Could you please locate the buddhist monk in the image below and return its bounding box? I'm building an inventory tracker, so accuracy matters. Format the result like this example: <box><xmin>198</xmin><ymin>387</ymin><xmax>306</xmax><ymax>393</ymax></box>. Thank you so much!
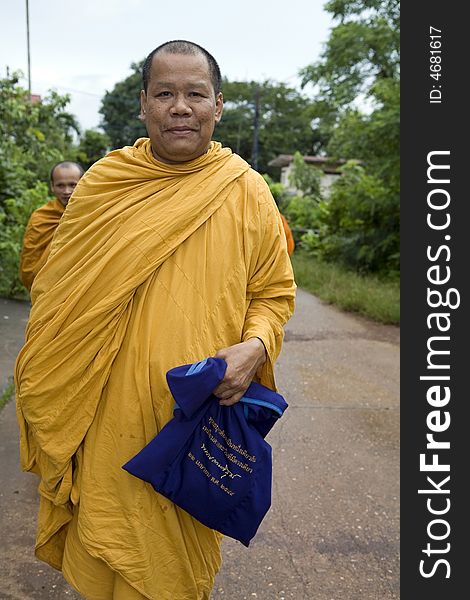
<box><xmin>15</xmin><ymin>40</ymin><xmax>296</xmax><ymax>600</ymax></box>
<box><xmin>19</xmin><ymin>161</ymin><xmax>84</xmax><ymax>291</ymax></box>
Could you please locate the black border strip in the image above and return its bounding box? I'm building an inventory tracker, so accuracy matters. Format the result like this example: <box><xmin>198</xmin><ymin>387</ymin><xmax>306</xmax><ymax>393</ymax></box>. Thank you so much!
<box><xmin>401</xmin><ymin>1</ymin><xmax>467</xmax><ymax>597</ymax></box>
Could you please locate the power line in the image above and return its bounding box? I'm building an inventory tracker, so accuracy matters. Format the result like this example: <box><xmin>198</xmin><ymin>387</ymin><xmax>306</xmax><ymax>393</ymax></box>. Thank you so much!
<box><xmin>15</xmin><ymin>73</ymin><xmax>103</xmax><ymax>98</ymax></box>
<box><xmin>43</xmin><ymin>84</ymin><xmax>103</xmax><ymax>98</ymax></box>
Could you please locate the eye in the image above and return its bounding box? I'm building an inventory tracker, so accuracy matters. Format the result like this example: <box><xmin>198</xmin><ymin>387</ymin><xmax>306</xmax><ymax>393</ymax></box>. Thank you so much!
<box><xmin>156</xmin><ymin>91</ymin><xmax>172</xmax><ymax>97</ymax></box>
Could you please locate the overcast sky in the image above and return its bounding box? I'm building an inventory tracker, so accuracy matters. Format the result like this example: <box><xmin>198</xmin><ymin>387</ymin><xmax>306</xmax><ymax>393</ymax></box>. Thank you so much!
<box><xmin>1</xmin><ymin>0</ymin><xmax>333</xmax><ymax>131</ymax></box>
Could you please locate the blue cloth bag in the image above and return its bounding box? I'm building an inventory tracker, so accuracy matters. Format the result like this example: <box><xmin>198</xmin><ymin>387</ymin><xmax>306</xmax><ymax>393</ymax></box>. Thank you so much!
<box><xmin>122</xmin><ymin>357</ymin><xmax>288</xmax><ymax>546</ymax></box>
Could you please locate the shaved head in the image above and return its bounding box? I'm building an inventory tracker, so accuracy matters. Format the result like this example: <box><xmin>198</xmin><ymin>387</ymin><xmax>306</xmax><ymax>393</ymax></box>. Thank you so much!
<box><xmin>50</xmin><ymin>161</ymin><xmax>84</xmax><ymax>184</ymax></box>
<box><xmin>142</xmin><ymin>40</ymin><xmax>222</xmax><ymax>96</ymax></box>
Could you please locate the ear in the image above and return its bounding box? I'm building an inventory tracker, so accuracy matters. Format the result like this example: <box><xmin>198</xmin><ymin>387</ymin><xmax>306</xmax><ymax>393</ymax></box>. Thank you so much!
<box><xmin>140</xmin><ymin>89</ymin><xmax>147</xmax><ymax>121</ymax></box>
<box><xmin>214</xmin><ymin>92</ymin><xmax>223</xmax><ymax>124</ymax></box>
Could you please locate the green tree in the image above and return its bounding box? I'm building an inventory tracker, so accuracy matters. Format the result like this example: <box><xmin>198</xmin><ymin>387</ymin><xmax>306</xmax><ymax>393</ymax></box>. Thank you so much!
<box><xmin>215</xmin><ymin>79</ymin><xmax>320</xmax><ymax>174</ymax></box>
<box><xmin>76</xmin><ymin>129</ymin><xmax>111</xmax><ymax>169</ymax></box>
<box><xmin>100</xmin><ymin>62</ymin><xmax>146</xmax><ymax>149</ymax></box>
<box><xmin>326</xmin><ymin>78</ymin><xmax>399</xmax><ymax>194</ymax></box>
<box><xmin>0</xmin><ymin>73</ymin><xmax>79</xmax><ymax>296</ymax></box>
<box><xmin>301</xmin><ymin>0</ymin><xmax>399</xmax><ymax>110</ymax></box>
<box><xmin>300</xmin><ymin>0</ymin><xmax>400</xmax><ymax>274</ymax></box>
<box><xmin>0</xmin><ymin>73</ymin><xmax>80</xmax><ymax>196</ymax></box>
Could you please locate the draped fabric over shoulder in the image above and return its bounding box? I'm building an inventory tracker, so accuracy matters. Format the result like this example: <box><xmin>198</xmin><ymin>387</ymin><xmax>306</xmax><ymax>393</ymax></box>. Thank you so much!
<box><xmin>19</xmin><ymin>198</ymin><xmax>65</xmax><ymax>291</ymax></box>
<box><xmin>15</xmin><ymin>138</ymin><xmax>296</xmax><ymax>600</ymax></box>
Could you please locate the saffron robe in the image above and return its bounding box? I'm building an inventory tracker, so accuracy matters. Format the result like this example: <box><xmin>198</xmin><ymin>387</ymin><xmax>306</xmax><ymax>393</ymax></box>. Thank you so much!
<box><xmin>15</xmin><ymin>139</ymin><xmax>296</xmax><ymax>600</ymax></box>
<box><xmin>19</xmin><ymin>198</ymin><xmax>65</xmax><ymax>291</ymax></box>
<box><xmin>280</xmin><ymin>214</ymin><xmax>295</xmax><ymax>256</ymax></box>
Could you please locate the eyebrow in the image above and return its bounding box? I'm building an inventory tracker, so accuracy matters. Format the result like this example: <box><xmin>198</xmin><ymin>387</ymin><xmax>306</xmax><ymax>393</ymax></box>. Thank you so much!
<box><xmin>153</xmin><ymin>80</ymin><xmax>211</xmax><ymax>88</ymax></box>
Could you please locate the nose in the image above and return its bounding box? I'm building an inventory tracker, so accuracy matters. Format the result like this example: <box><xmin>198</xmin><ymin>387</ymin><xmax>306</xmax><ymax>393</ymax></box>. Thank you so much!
<box><xmin>170</xmin><ymin>93</ymin><xmax>192</xmax><ymax>116</ymax></box>
<box><xmin>64</xmin><ymin>185</ymin><xmax>75</xmax><ymax>194</ymax></box>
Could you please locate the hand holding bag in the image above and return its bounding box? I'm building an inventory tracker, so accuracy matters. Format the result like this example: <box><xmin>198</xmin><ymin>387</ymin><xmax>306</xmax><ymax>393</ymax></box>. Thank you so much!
<box><xmin>122</xmin><ymin>357</ymin><xmax>288</xmax><ymax>546</ymax></box>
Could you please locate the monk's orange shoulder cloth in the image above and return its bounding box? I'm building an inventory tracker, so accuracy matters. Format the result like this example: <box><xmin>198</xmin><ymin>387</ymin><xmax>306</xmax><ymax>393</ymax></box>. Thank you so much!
<box><xmin>280</xmin><ymin>213</ymin><xmax>295</xmax><ymax>256</ymax></box>
<box><xmin>19</xmin><ymin>198</ymin><xmax>65</xmax><ymax>291</ymax></box>
<box><xmin>16</xmin><ymin>138</ymin><xmax>254</xmax><ymax>473</ymax></box>
<box><xmin>15</xmin><ymin>138</ymin><xmax>296</xmax><ymax>599</ymax></box>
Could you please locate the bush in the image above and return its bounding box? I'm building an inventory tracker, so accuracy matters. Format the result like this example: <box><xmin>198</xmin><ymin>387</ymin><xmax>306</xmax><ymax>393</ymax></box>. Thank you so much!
<box><xmin>310</xmin><ymin>162</ymin><xmax>399</xmax><ymax>275</ymax></box>
<box><xmin>0</xmin><ymin>182</ymin><xmax>50</xmax><ymax>296</ymax></box>
<box><xmin>0</xmin><ymin>73</ymin><xmax>87</xmax><ymax>297</ymax></box>
<box><xmin>265</xmin><ymin>153</ymin><xmax>399</xmax><ymax>276</ymax></box>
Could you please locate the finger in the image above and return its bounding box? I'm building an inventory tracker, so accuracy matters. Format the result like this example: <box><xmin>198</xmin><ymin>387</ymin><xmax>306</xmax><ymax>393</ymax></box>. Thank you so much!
<box><xmin>213</xmin><ymin>377</ymin><xmax>246</xmax><ymax>398</ymax></box>
<box><xmin>212</xmin><ymin>383</ymin><xmax>232</xmax><ymax>398</ymax></box>
<box><xmin>214</xmin><ymin>386</ymin><xmax>242</xmax><ymax>400</ymax></box>
<box><xmin>219</xmin><ymin>390</ymin><xmax>244</xmax><ymax>406</ymax></box>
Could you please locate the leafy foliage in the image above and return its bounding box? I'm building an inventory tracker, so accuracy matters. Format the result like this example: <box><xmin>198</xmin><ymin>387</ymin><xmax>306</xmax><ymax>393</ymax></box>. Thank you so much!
<box><xmin>262</xmin><ymin>174</ymin><xmax>285</xmax><ymax>205</ymax></box>
<box><xmin>215</xmin><ymin>80</ymin><xmax>321</xmax><ymax>174</ymax></box>
<box><xmin>76</xmin><ymin>129</ymin><xmax>111</xmax><ymax>170</ymax></box>
<box><xmin>99</xmin><ymin>62</ymin><xmax>147</xmax><ymax>149</ymax></box>
<box><xmin>299</xmin><ymin>0</ymin><xmax>400</xmax><ymax>275</ymax></box>
<box><xmin>0</xmin><ymin>74</ymin><xmax>100</xmax><ymax>296</ymax></box>
<box><xmin>288</xmin><ymin>151</ymin><xmax>322</xmax><ymax>198</ymax></box>
<box><xmin>264</xmin><ymin>152</ymin><xmax>325</xmax><ymax>246</ymax></box>
<box><xmin>301</xmin><ymin>0</ymin><xmax>400</xmax><ymax>109</ymax></box>
<box><xmin>317</xmin><ymin>162</ymin><xmax>399</xmax><ymax>273</ymax></box>
<box><xmin>326</xmin><ymin>78</ymin><xmax>399</xmax><ymax>193</ymax></box>
<box><xmin>0</xmin><ymin>182</ymin><xmax>50</xmax><ymax>296</ymax></box>
<box><xmin>0</xmin><ymin>73</ymin><xmax>80</xmax><ymax>194</ymax></box>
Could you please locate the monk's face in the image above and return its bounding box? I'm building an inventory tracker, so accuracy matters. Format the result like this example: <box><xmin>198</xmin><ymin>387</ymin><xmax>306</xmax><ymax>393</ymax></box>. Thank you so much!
<box><xmin>140</xmin><ymin>52</ymin><xmax>223</xmax><ymax>164</ymax></box>
<box><xmin>51</xmin><ymin>166</ymin><xmax>82</xmax><ymax>206</ymax></box>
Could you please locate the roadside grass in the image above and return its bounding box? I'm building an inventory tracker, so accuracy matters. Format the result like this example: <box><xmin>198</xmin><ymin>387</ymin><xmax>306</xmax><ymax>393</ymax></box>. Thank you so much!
<box><xmin>0</xmin><ymin>378</ymin><xmax>15</xmax><ymax>412</ymax></box>
<box><xmin>291</xmin><ymin>252</ymin><xmax>400</xmax><ymax>325</ymax></box>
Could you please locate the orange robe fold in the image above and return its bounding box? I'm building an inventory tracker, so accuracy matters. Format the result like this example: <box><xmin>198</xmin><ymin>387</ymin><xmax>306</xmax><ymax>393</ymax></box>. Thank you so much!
<box><xmin>280</xmin><ymin>214</ymin><xmax>295</xmax><ymax>256</ymax></box>
<box><xmin>15</xmin><ymin>139</ymin><xmax>296</xmax><ymax>600</ymax></box>
<box><xmin>19</xmin><ymin>198</ymin><xmax>65</xmax><ymax>291</ymax></box>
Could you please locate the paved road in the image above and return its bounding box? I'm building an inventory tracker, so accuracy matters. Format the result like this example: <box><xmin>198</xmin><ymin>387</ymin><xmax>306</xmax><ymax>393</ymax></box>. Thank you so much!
<box><xmin>0</xmin><ymin>290</ymin><xmax>399</xmax><ymax>600</ymax></box>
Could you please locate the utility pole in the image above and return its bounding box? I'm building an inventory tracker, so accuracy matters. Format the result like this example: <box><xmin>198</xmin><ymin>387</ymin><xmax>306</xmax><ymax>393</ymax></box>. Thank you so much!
<box><xmin>251</xmin><ymin>86</ymin><xmax>260</xmax><ymax>171</ymax></box>
<box><xmin>26</xmin><ymin>0</ymin><xmax>31</xmax><ymax>97</ymax></box>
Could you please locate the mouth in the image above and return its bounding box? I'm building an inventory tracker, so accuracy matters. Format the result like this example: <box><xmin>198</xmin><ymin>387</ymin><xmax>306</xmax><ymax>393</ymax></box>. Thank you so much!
<box><xmin>167</xmin><ymin>126</ymin><xmax>195</xmax><ymax>135</ymax></box>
